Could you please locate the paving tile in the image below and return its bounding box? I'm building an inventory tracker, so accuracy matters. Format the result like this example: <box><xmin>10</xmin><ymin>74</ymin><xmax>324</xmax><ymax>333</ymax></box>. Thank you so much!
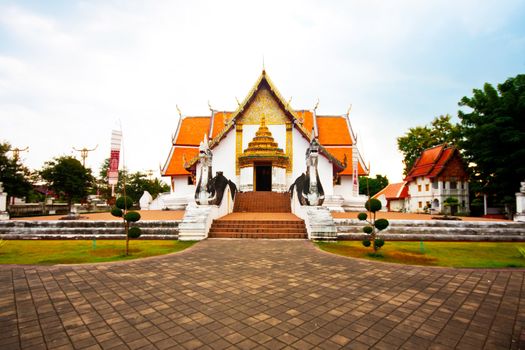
<box><xmin>1</xmin><ymin>240</ymin><xmax>523</xmax><ymax>350</ymax></box>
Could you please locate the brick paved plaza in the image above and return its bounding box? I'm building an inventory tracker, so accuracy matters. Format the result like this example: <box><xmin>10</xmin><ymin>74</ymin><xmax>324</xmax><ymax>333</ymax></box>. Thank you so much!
<box><xmin>1</xmin><ymin>240</ymin><xmax>524</xmax><ymax>349</ymax></box>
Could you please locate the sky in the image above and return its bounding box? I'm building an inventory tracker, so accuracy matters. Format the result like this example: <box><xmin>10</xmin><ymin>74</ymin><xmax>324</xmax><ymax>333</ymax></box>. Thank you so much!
<box><xmin>0</xmin><ymin>0</ymin><xmax>524</xmax><ymax>183</ymax></box>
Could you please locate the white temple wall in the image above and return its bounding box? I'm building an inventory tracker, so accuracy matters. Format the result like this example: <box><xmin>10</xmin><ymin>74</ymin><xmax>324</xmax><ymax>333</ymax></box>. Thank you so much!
<box><xmin>317</xmin><ymin>154</ymin><xmax>334</xmax><ymax>196</ymax></box>
<box><xmin>291</xmin><ymin>129</ymin><xmax>309</xmax><ymax>185</ymax></box>
<box><xmin>172</xmin><ymin>176</ymin><xmax>195</xmax><ymax>197</ymax></box>
<box><xmin>336</xmin><ymin>176</ymin><xmax>355</xmax><ymax>199</ymax></box>
<box><xmin>212</xmin><ymin>130</ymin><xmax>236</xmax><ymax>183</ymax></box>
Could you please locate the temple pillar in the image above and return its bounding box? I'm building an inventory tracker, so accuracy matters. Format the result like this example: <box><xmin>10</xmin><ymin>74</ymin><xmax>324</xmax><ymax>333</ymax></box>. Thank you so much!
<box><xmin>240</xmin><ymin>167</ymin><xmax>254</xmax><ymax>192</ymax></box>
<box><xmin>515</xmin><ymin>181</ymin><xmax>525</xmax><ymax>222</ymax></box>
<box><xmin>272</xmin><ymin>167</ymin><xmax>287</xmax><ymax>192</ymax></box>
<box><xmin>0</xmin><ymin>182</ymin><xmax>9</xmax><ymax>220</ymax></box>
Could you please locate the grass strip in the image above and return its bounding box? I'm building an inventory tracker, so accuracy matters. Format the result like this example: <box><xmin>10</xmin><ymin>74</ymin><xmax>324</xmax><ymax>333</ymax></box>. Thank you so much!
<box><xmin>0</xmin><ymin>240</ymin><xmax>195</xmax><ymax>265</ymax></box>
<box><xmin>316</xmin><ymin>241</ymin><xmax>525</xmax><ymax>268</ymax></box>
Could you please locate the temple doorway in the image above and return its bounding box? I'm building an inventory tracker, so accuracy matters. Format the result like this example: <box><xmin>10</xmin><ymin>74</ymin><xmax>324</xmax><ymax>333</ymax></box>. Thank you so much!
<box><xmin>255</xmin><ymin>164</ymin><xmax>272</xmax><ymax>191</ymax></box>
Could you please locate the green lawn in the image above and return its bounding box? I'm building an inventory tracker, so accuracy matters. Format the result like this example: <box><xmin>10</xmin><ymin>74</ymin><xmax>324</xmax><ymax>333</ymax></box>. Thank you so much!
<box><xmin>0</xmin><ymin>240</ymin><xmax>195</xmax><ymax>265</ymax></box>
<box><xmin>316</xmin><ymin>241</ymin><xmax>525</xmax><ymax>268</ymax></box>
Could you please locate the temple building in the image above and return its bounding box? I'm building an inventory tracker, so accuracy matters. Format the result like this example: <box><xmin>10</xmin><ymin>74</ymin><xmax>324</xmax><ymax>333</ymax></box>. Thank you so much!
<box><xmin>404</xmin><ymin>144</ymin><xmax>469</xmax><ymax>214</ymax></box>
<box><xmin>155</xmin><ymin>70</ymin><xmax>368</xmax><ymax>211</ymax></box>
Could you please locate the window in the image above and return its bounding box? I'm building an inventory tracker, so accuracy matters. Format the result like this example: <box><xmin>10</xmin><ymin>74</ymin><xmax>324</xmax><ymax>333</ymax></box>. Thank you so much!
<box><xmin>425</xmin><ymin>184</ymin><xmax>429</xmax><ymax>191</ymax></box>
<box><xmin>418</xmin><ymin>185</ymin><xmax>422</xmax><ymax>192</ymax></box>
<box><xmin>450</xmin><ymin>181</ymin><xmax>457</xmax><ymax>189</ymax></box>
<box><xmin>426</xmin><ymin>201</ymin><xmax>430</xmax><ymax>208</ymax></box>
<box><xmin>187</xmin><ymin>176</ymin><xmax>194</xmax><ymax>185</ymax></box>
<box><xmin>432</xmin><ymin>180</ymin><xmax>438</xmax><ymax>189</ymax></box>
<box><xmin>462</xmin><ymin>200</ymin><xmax>466</xmax><ymax>208</ymax></box>
<box><xmin>418</xmin><ymin>201</ymin><xmax>422</xmax><ymax>208</ymax></box>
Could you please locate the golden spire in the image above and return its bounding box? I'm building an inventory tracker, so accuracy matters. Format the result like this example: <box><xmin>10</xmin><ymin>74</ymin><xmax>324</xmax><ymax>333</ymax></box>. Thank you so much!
<box><xmin>238</xmin><ymin>115</ymin><xmax>289</xmax><ymax>169</ymax></box>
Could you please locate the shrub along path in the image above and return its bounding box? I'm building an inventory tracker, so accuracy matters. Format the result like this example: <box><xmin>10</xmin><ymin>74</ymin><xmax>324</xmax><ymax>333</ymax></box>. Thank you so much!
<box><xmin>0</xmin><ymin>239</ymin><xmax>524</xmax><ymax>349</ymax></box>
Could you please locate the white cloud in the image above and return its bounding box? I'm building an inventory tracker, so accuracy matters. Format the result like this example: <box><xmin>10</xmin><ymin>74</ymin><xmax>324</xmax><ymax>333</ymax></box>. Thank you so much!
<box><xmin>0</xmin><ymin>0</ymin><xmax>523</xmax><ymax>184</ymax></box>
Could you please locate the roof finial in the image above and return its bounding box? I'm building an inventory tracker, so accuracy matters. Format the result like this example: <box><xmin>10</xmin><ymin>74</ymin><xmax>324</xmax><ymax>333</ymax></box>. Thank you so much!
<box><xmin>176</xmin><ymin>104</ymin><xmax>182</xmax><ymax>118</ymax></box>
<box><xmin>208</xmin><ymin>100</ymin><xmax>214</xmax><ymax>112</ymax></box>
<box><xmin>262</xmin><ymin>54</ymin><xmax>265</xmax><ymax>73</ymax></box>
<box><xmin>346</xmin><ymin>104</ymin><xmax>353</xmax><ymax>116</ymax></box>
<box><xmin>314</xmin><ymin>98</ymin><xmax>320</xmax><ymax>112</ymax></box>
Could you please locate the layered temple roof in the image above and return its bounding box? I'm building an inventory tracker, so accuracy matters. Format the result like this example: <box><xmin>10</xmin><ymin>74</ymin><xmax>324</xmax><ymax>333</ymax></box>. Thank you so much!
<box><xmin>162</xmin><ymin>70</ymin><xmax>368</xmax><ymax>177</ymax></box>
<box><xmin>373</xmin><ymin>182</ymin><xmax>409</xmax><ymax>200</ymax></box>
<box><xmin>404</xmin><ymin>144</ymin><xmax>466</xmax><ymax>181</ymax></box>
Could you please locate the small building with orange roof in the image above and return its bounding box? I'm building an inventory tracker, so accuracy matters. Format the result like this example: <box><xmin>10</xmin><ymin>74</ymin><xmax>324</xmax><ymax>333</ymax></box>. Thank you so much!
<box><xmin>373</xmin><ymin>182</ymin><xmax>409</xmax><ymax>212</ymax></box>
<box><xmin>156</xmin><ymin>70</ymin><xmax>368</xmax><ymax>210</ymax></box>
<box><xmin>404</xmin><ymin>144</ymin><xmax>469</xmax><ymax>214</ymax></box>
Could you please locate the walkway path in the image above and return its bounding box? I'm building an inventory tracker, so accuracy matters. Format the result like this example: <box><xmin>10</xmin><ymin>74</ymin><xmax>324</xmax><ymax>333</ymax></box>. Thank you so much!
<box><xmin>1</xmin><ymin>240</ymin><xmax>523</xmax><ymax>349</ymax></box>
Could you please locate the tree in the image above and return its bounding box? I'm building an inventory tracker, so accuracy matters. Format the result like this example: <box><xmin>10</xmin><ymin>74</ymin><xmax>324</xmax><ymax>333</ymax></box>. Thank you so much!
<box><xmin>111</xmin><ymin>196</ymin><xmax>142</xmax><ymax>255</ymax></box>
<box><xmin>458</xmin><ymin>74</ymin><xmax>525</xmax><ymax>211</ymax></box>
<box><xmin>96</xmin><ymin>159</ymin><xmax>169</xmax><ymax>204</ymax></box>
<box><xmin>0</xmin><ymin>142</ymin><xmax>32</xmax><ymax>202</ymax></box>
<box><xmin>358</xmin><ymin>199</ymin><xmax>389</xmax><ymax>254</ymax></box>
<box><xmin>359</xmin><ymin>174</ymin><xmax>389</xmax><ymax>197</ymax></box>
<box><xmin>41</xmin><ymin>156</ymin><xmax>94</xmax><ymax>213</ymax></box>
<box><xmin>397</xmin><ymin>115</ymin><xmax>461</xmax><ymax>174</ymax></box>
<box><xmin>443</xmin><ymin>197</ymin><xmax>459</xmax><ymax>216</ymax></box>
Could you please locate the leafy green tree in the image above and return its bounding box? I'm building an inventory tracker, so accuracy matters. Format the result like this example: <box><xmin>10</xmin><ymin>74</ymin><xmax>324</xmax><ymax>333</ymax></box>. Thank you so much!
<box><xmin>359</xmin><ymin>174</ymin><xmax>389</xmax><ymax>197</ymax></box>
<box><xmin>458</xmin><ymin>74</ymin><xmax>525</xmax><ymax>210</ymax></box>
<box><xmin>0</xmin><ymin>142</ymin><xmax>32</xmax><ymax>202</ymax></box>
<box><xmin>41</xmin><ymin>156</ymin><xmax>94</xmax><ymax>213</ymax></box>
<box><xmin>358</xmin><ymin>199</ymin><xmax>389</xmax><ymax>253</ymax></box>
<box><xmin>443</xmin><ymin>197</ymin><xmax>459</xmax><ymax>216</ymax></box>
<box><xmin>397</xmin><ymin>115</ymin><xmax>461</xmax><ymax>174</ymax></box>
<box><xmin>111</xmin><ymin>195</ymin><xmax>142</xmax><ymax>256</ymax></box>
<box><xmin>96</xmin><ymin>158</ymin><xmax>169</xmax><ymax>204</ymax></box>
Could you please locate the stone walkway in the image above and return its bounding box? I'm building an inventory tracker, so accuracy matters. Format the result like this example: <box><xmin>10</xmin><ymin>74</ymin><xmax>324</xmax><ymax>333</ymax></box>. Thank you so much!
<box><xmin>0</xmin><ymin>240</ymin><xmax>524</xmax><ymax>350</ymax></box>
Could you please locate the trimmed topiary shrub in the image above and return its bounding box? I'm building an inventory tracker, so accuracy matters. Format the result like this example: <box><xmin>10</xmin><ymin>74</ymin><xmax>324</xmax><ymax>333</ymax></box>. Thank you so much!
<box><xmin>357</xmin><ymin>212</ymin><xmax>368</xmax><ymax>221</ymax></box>
<box><xmin>363</xmin><ymin>225</ymin><xmax>373</xmax><ymax>234</ymax></box>
<box><xmin>374</xmin><ymin>218</ymin><xmax>389</xmax><ymax>231</ymax></box>
<box><xmin>111</xmin><ymin>195</ymin><xmax>141</xmax><ymax>255</ymax></box>
<box><xmin>365</xmin><ymin>198</ymin><xmax>382</xmax><ymax>212</ymax></box>
<box><xmin>128</xmin><ymin>226</ymin><xmax>142</xmax><ymax>239</ymax></box>
<box><xmin>358</xmin><ymin>198</ymin><xmax>389</xmax><ymax>252</ymax></box>
<box><xmin>124</xmin><ymin>211</ymin><xmax>141</xmax><ymax>222</ymax></box>
<box><xmin>374</xmin><ymin>238</ymin><xmax>385</xmax><ymax>249</ymax></box>
<box><xmin>111</xmin><ymin>207</ymin><xmax>123</xmax><ymax>218</ymax></box>
<box><xmin>116</xmin><ymin>196</ymin><xmax>134</xmax><ymax>210</ymax></box>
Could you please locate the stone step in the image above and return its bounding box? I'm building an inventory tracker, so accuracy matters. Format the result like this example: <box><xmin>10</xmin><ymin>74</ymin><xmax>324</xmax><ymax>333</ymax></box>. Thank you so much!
<box><xmin>233</xmin><ymin>192</ymin><xmax>291</xmax><ymax>213</ymax></box>
<box><xmin>0</xmin><ymin>220</ymin><xmax>181</xmax><ymax>239</ymax></box>
<box><xmin>209</xmin><ymin>232</ymin><xmax>307</xmax><ymax>239</ymax></box>
<box><xmin>209</xmin><ymin>215</ymin><xmax>307</xmax><ymax>239</ymax></box>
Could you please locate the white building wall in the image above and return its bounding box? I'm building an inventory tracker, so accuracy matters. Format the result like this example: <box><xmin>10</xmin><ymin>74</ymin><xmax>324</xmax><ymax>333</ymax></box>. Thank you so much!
<box><xmin>317</xmin><ymin>154</ymin><xmax>334</xmax><ymax>196</ymax></box>
<box><xmin>211</xmin><ymin>130</ymin><xmax>236</xmax><ymax>184</ymax></box>
<box><xmin>336</xmin><ymin>176</ymin><xmax>355</xmax><ymax>200</ymax></box>
<box><xmin>407</xmin><ymin>177</ymin><xmax>433</xmax><ymax>212</ymax></box>
<box><xmin>407</xmin><ymin>177</ymin><xmax>470</xmax><ymax>214</ymax></box>
<box><xmin>292</xmin><ymin>129</ymin><xmax>309</xmax><ymax>185</ymax></box>
<box><xmin>172</xmin><ymin>176</ymin><xmax>195</xmax><ymax>198</ymax></box>
<box><xmin>389</xmin><ymin>199</ymin><xmax>406</xmax><ymax>212</ymax></box>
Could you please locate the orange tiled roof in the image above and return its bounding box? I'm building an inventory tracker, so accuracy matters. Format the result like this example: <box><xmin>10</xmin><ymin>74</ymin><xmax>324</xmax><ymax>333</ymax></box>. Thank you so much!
<box><xmin>175</xmin><ymin>117</ymin><xmax>210</xmax><ymax>145</ymax></box>
<box><xmin>211</xmin><ymin>112</ymin><xmax>233</xmax><ymax>139</ymax></box>
<box><xmin>405</xmin><ymin>144</ymin><xmax>460</xmax><ymax>181</ymax></box>
<box><xmin>163</xmin><ymin>147</ymin><xmax>199</xmax><ymax>176</ymax></box>
<box><xmin>324</xmin><ymin>147</ymin><xmax>367</xmax><ymax>175</ymax></box>
<box><xmin>317</xmin><ymin>116</ymin><xmax>353</xmax><ymax>145</ymax></box>
<box><xmin>373</xmin><ymin>182</ymin><xmax>408</xmax><ymax>200</ymax></box>
<box><xmin>295</xmin><ymin>110</ymin><xmax>314</xmax><ymax>134</ymax></box>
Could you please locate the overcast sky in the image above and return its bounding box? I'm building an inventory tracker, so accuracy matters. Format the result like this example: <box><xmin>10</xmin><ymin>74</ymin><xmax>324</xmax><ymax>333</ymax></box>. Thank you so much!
<box><xmin>1</xmin><ymin>0</ymin><xmax>524</xmax><ymax>183</ymax></box>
